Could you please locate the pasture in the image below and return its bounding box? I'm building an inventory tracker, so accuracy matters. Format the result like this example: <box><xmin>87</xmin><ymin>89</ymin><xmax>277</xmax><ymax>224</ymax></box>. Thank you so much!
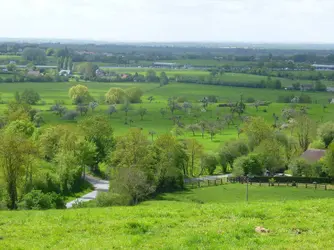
<box><xmin>100</xmin><ymin>67</ymin><xmax>334</xmax><ymax>87</ymax></box>
<box><xmin>0</xmin><ymin>190</ymin><xmax>333</xmax><ymax>249</ymax></box>
<box><xmin>0</xmin><ymin>81</ymin><xmax>333</xmax><ymax>151</ymax></box>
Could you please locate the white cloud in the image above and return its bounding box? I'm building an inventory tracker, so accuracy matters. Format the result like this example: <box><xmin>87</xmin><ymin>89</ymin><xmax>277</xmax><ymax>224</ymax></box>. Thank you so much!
<box><xmin>0</xmin><ymin>0</ymin><xmax>334</xmax><ymax>42</ymax></box>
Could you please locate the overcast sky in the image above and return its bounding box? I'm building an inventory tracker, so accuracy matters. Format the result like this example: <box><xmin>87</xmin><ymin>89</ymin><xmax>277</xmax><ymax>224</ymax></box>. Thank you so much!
<box><xmin>1</xmin><ymin>0</ymin><xmax>334</xmax><ymax>43</ymax></box>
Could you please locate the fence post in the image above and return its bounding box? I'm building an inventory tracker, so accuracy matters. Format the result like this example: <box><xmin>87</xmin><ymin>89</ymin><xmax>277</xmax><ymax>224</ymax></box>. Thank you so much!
<box><xmin>325</xmin><ymin>184</ymin><xmax>327</xmax><ymax>190</ymax></box>
<box><xmin>208</xmin><ymin>180</ymin><xmax>210</xmax><ymax>186</ymax></box>
<box><xmin>214</xmin><ymin>180</ymin><xmax>217</xmax><ymax>186</ymax></box>
<box><xmin>278</xmin><ymin>182</ymin><xmax>280</xmax><ymax>186</ymax></box>
<box><xmin>306</xmin><ymin>183</ymin><xmax>308</xmax><ymax>188</ymax></box>
<box><xmin>198</xmin><ymin>181</ymin><xmax>200</xmax><ymax>188</ymax></box>
<box><xmin>221</xmin><ymin>178</ymin><xmax>223</xmax><ymax>185</ymax></box>
<box><xmin>259</xmin><ymin>181</ymin><xmax>261</xmax><ymax>186</ymax></box>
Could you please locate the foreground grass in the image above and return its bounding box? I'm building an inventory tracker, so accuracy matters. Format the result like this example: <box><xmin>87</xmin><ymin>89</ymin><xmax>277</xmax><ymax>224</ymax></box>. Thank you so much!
<box><xmin>0</xmin><ymin>197</ymin><xmax>333</xmax><ymax>249</ymax></box>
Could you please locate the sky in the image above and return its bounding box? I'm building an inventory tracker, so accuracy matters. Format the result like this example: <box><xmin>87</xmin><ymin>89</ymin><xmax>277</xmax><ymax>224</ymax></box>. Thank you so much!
<box><xmin>1</xmin><ymin>0</ymin><xmax>334</xmax><ymax>43</ymax></box>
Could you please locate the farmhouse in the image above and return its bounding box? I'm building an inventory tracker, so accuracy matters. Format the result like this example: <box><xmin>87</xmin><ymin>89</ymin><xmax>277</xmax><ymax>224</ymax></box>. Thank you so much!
<box><xmin>326</xmin><ymin>87</ymin><xmax>334</xmax><ymax>92</ymax></box>
<box><xmin>59</xmin><ymin>70</ymin><xmax>71</xmax><ymax>76</ymax></box>
<box><xmin>301</xmin><ymin>149</ymin><xmax>326</xmax><ymax>163</ymax></box>
<box><xmin>152</xmin><ymin>62</ymin><xmax>178</xmax><ymax>68</ymax></box>
<box><xmin>27</xmin><ymin>70</ymin><xmax>40</xmax><ymax>77</ymax></box>
<box><xmin>312</xmin><ymin>64</ymin><xmax>334</xmax><ymax>71</ymax></box>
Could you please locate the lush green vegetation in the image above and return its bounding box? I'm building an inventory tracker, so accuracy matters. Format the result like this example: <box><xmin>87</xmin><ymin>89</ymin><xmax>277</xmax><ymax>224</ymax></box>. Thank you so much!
<box><xmin>1</xmin><ymin>196</ymin><xmax>333</xmax><ymax>249</ymax></box>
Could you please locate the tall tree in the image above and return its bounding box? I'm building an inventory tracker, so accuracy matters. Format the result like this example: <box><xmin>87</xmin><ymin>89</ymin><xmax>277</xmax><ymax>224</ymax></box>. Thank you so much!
<box><xmin>295</xmin><ymin>115</ymin><xmax>316</xmax><ymax>151</ymax></box>
<box><xmin>185</xmin><ymin>139</ymin><xmax>203</xmax><ymax>177</ymax></box>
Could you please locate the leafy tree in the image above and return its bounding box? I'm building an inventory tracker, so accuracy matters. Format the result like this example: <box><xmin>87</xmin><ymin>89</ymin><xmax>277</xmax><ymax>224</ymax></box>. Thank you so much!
<box><xmin>105</xmin><ymin>88</ymin><xmax>127</xmax><ymax>104</ymax></box>
<box><xmin>288</xmin><ymin>158</ymin><xmax>313</xmax><ymax>177</ymax></box>
<box><xmin>138</xmin><ymin>107</ymin><xmax>147</xmax><ymax>120</ymax></box>
<box><xmin>0</xmin><ymin>131</ymin><xmax>37</xmax><ymax>209</ymax></box>
<box><xmin>20</xmin><ymin>89</ymin><xmax>41</xmax><ymax>105</ymax></box>
<box><xmin>6</xmin><ymin>63</ymin><xmax>17</xmax><ymax>72</ymax></box>
<box><xmin>182</xmin><ymin>102</ymin><xmax>192</xmax><ymax>114</ymax></box>
<box><xmin>201</xmin><ymin>154</ymin><xmax>218</xmax><ymax>175</ymax></box>
<box><xmin>255</xmin><ymin>139</ymin><xmax>286</xmax><ymax>174</ymax></box>
<box><xmin>110</xmin><ymin>167</ymin><xmax>155</xmax><ymax>205</ymax></box>
<box><xmin>69</xmin><ymin>84</ymin><xmax>92</xmax><ymax>104</ymax></box>
<box><xmin>76</xmin><ymin>104</ymin><xmax>89</xmax><ymax>116</ymax></box>
<box><xmin>146</xmin><ymin>70</ymin><xmax>158</xmax><ymax>82</ymax></box>
<box><xmin>76</xmin><ymin>62</ymin><xmax>98</xmax><ymax>78</ymax></box>
<box><xmin>159</xmin><ymin>71</ymin><xmax>169</xmax><ymax>86</ymax></box>
<box><xmin>121</xmin><ymin>99</ymin><xmax>132</xmax><ymax>117</ymax></box>
<box><xmin>244</xmin><ymin>117</ymin><xmax>273</xmax><ymax>150</ymax></box>
<box><xmin>233</xmin><ymin>154</ymin><xmax>263</xmax><ymax>176</ymax></box>
<box><xmin>79</xmin><ymin>115</ymin><xmax>114</xmax><ymax>170</ymax></box>
<box><xmin>206</xmin><ymin>122</ymin><xmax>218</xmax><ymax>141</ymax></box>
<box><xmin>295</xmin><ymin>115</ymin><xmax>316</xmax><ymax>151</ymax></box>
<box><xmin>149</xmin><ymin>130</ymin><xmax>156</xmax><ymax>141</ymax></box>
<box><xmin>88</xmin><ymin>101</ymin><xmax>99</xmax><ymax>112</ymax></box>
<box><xmin>33</xmin><ymin>112</ymin><xmax>44</xmax><ymax>127</ymax></box>
<box><xmin>107</xmin><ymin>105</ymin><xmax>117</xmax><ymax>116</ymax></box>
<box><xmin>323</xmin><ymin>143</ymin><xmax>334</xmax><ymax>177</ymax></box>
<box><xmin>168</xmin><ymin>97</ymin><xmax>180</xmax><ymax>114</ymax></box>
<box><xmin>154</xmin><ymin>134</ymin><xmax>187</xmax><ymax>190</ymax></box>
<box><xmin>171</xmin><ymin>125</ymin><xmax>184</xmax><ymax>137</ymax></box>
<box><xmin>22</xmin><ymin>48</ymin><xmax>46</xmax><ymax>64</ymax></box>
<box><xmin>125</xmin><ymin>87</ymin><xmax>144</xmax><ymax>103</ymax></box>
<box><xmin>218</xmin><ymin>140</ymin><xmax>249</xmax><ymax>173</ymax></box>
<box><xmin>46</xmin><ymin>48</ymin><xmax>55</xmax><ymax>56</ymax></box>
<box><xmin>50</xmin><ymin>103</ymin><xmax>67</xmax><ymax>117</ymax></box>
<box><xmin>198</xmin><ymin>121</ymin><xmax>207</xmax><ymax>138</ymax></box>
<box><xmin>186</xmin><ymin>124</ymin><xmax>200</xmax><ymax>136</ymax></box>
<box><xmin>185</xmin><ymin>139</ymin><xmax>203</xmax><ymax>177</ymax></box>
<box><xmin>62</xmin><ymin>110</ymin><xmax>79</xmax><ymax>120</ymax></box>
<box><xmin>5</xmin><ymin>101</ymin><xmax>32</xmax><ymax>122</ymax></box>
<box><xmin>5</xmin><ymin>120</ymin><xmax>35</xmax><ymax>137</ymax></box>
<box><xmin>318</xmin><ymin>122</ymin><xmax>334</xmax><ymax>148</ymax></box>
<box><xmin>147</xmin><ymin>96</ymin><xmax>154</xmax><ymax>103</ymax></box>
<box><xmin>160</xmin><ymin>108</ymin><xmax>167</xmax><ymax>117</ymax></box>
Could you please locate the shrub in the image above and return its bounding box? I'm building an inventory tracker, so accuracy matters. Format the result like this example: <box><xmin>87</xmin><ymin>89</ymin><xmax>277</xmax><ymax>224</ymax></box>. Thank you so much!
<box><xmin>289</xmin><ymin>158</ymin><xmax>313</xmax><ymax>177</ymax></box>
<box><xmin>318</xmin><ymin>122</ymin><xmax>334</xmax><ymax>148</ymax></box>
<box><xmin>233</xmin><ymin>154</ymin><xmax>263</xmax><ymax>176</ymax></box>
<box><xmin>125</xmin><ymin>87</ymin><xmax>143</xmax><ymax>103</ymax></box>
<box><xmin>201</xmin><ymin>154</ymin><xmax>218</xmax><ymax>175</ymax></box>
<box><xmin>176</xmin><ymin>96</ymin><xmax>188</xmax><ymax>103</ymax></box>
<box><xmin>96</xmin><ymin>192</ymin><xmax>131</xmax><ymax>207</ymax></box>
<box><xmin>245</xmin><ymin>97</ymin><xmax>255</xmax><ymax>103</ymax></box>
<box><xmin>62</xmin><ymin>110</ymin><xmax>79</xmax><ymax>120</ymax></box>
<box><xmin>19</xmin><ymin>190</ymin><xmax>65</xmax><ymax>210</ymax></box>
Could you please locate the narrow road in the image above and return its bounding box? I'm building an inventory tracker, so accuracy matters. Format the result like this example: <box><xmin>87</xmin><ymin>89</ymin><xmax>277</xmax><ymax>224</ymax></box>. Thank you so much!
<box><xmin>66</xmin><ymin>176</ymin><xmax>109</xmax><ymax>209</ymax></box>
<box><xmin>66</xmin><ymin>174</ymin><xmax>230</xmax><ymax>208</ymax></box>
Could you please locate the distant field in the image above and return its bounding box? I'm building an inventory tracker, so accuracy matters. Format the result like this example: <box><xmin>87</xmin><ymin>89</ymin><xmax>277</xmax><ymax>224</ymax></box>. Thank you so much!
<box><xmin>0</xmin><ymin>81</ymin><xmax>333</xmax><ymax>151</ymax></box>
<box><xmin>101</xmin><ymin>68</ymin><xmax>329</xmax><ymax>87</ymax></box>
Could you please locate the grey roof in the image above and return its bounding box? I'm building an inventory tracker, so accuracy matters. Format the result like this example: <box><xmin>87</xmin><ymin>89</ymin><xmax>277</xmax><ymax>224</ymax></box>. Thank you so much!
<box><xmin>301</xmin><ymin>149</ymin><xmax>326</xmax><ymax>163</ymax></box>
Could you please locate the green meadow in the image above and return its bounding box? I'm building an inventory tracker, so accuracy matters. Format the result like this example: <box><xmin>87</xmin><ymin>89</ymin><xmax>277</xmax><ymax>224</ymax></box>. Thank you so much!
<box><xmin>1</xmin><ymin>185</ymin><xmax>333</xmax><ymax>249</ymax></box>
<box><xmin>0</xmin><ymin>81</ymin><xmax>333</xmax><ymax>151</ymax></box>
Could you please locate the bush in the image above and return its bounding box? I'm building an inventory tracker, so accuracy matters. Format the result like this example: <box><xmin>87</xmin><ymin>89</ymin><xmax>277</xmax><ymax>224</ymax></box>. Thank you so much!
<box><xmin>176</xmin><ymin>96</ymin><xmax>188</xmax><ymax>103</ymax></box>
<box><xmin>125</xmin><ymin>87</ymin><xmax>143</xmax><ymax>103</ymax></box>
<box><xmin>245</xmin><ymin>97</ymin><xmax>255</xmax><ymax>103</ymax></box>
<box><xmin>233</xmin><ymin>154</ymin><xmax>263</xmax><ymax>176</ymax></box>
<box><xmin>289</xmin><ymin>158</ymin><xmax>313</xmax><ymax>177</ymax></box>
<box><xmin>318</xmin><ymin>122</ymin><xmax>334</xmax><ymax>148</ymax></box>
<box><xmin>96</xmin><ymin>192</ymin><xmax>131</xmax><ymax>207</ymax></box>
<box><xmin>19</xmin><ymin>190</ymin><xmax>65</xmax><ymax>210</ymax></box>
<box><xmin>62</xmin><ymin>110</ymin><xmax>79</xmax><ymax>120</ymax></box>
<box><xmin>201</xmin><ymin>154</ymin><xmax>218</xmax><ymax>175</ymax></box>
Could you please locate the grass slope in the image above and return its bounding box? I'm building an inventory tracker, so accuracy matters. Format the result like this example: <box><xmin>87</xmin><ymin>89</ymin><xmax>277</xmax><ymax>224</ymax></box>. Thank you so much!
<box><xmin>0</xmin><ymin>197</ymin><xmax>333</xmax><ymax>249</ymax></box>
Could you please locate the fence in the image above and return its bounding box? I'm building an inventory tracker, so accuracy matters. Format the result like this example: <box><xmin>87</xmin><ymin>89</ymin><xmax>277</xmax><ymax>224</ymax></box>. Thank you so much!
<box><xmin>185</xmin><ymin>176</ymin><xmax>333</xmax><ymax>191</ymax></box>
<box><xmin>228</xmin><ymin>177</ymin><xmax>333</xmax><ymax>191</ymax></box>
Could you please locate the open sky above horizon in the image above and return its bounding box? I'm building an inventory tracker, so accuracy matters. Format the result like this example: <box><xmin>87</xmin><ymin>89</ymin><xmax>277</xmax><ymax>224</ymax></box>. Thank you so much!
<box><xmin>1</xmin><ymin>0</ymin><xmax>334</xmax><ymax>43</ymax></box>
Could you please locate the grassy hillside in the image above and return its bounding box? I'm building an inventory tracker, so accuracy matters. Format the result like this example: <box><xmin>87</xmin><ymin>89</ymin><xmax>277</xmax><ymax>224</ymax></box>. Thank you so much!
<box><xmin>1</xmin><ymin>197</ymin><xmax>333</xmax><ymax>249</ymax></box>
